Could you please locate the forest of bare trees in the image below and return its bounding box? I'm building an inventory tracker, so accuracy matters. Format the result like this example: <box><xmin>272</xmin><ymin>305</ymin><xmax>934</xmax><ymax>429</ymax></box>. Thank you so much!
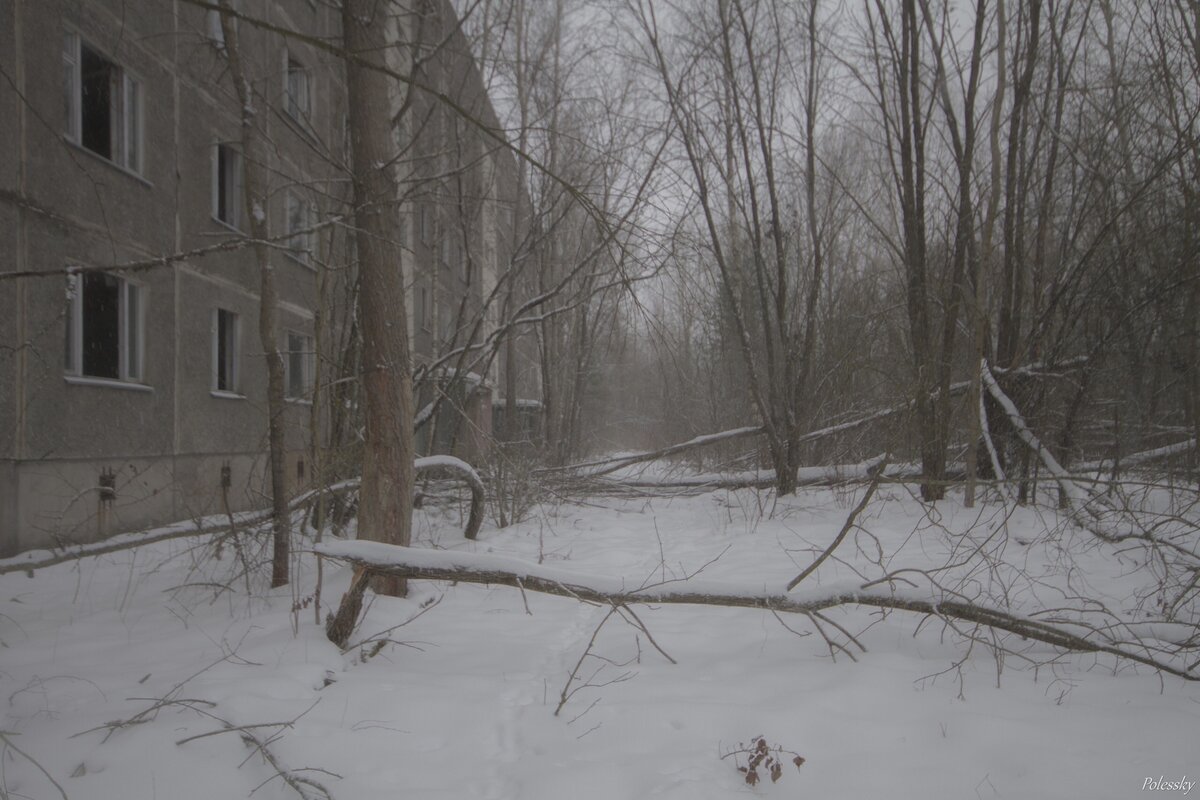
<box><xmin>491</xmin><ymin>0</ymin><xmax>1200</xmax><ymax>502</ymax></box>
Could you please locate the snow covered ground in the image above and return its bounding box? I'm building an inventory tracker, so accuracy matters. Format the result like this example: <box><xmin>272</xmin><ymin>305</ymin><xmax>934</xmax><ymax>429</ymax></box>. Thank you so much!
<box><xmin>2</xmin><ymin>484</ymin><xmax>1198</xmax><ymax>799</ymax></box>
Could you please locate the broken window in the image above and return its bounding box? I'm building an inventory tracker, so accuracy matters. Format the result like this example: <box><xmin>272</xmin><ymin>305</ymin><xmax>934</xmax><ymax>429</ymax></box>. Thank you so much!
<box><xmin>63</xmin><ymin>33</ymin><xmax>143</xmax><ymax>173</ymax></box>
<box><xmin>65</xmin><ymin>271</ymin><xmax>144</xmax><ymax>382</ymax></box>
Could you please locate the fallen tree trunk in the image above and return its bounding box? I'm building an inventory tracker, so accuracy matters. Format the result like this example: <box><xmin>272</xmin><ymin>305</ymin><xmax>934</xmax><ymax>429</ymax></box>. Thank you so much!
<box><xmin>316</xmin><ymin>540</ymin><xmax>1198</xmax><ymax>681</ymax></box>
<box><xmin>590</xmin><ymin>456</ymin><xmax>929</xmax><ymax>490</ymax></box>
<box><xmin>983</xmin><ymin>362</ymin><xmax>1200</xmax><ymax>567</ymax></box>
<box><xmin>556</xmin><ymin>360</ymin><xmax>1089</xmax><ymax>482</ymax></box>
<box><xmin>1075</xmin><ymin>438</ymin><xmax>1197</xmax><ymax>473</ymax></box>
<box><xmin>550</xmin><ymin>385</ymin><xmax>976</xmax><ymax>480</ymax></box>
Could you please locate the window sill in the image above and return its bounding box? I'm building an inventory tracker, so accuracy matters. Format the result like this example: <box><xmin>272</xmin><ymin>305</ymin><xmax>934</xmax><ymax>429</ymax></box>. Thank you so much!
<box><xmin>210</xmin><ymin>215</ymin><xmax>245</xmax><ymax>235</ymax></box>
<box><xmin>210</xmin><ymin>390</ymin><xmax>245</xmax><ymax>400</ymax></box>
<box><xmin>65</xmin><ymin>375</ymin><xmax>153</xmax><ymax>392</ymax></box>
<box><xmin>284</xmin><ymin>251</ymin><xmax>316</xmax><ymax>271</ymax></box>
<box><xmin>285</xmin><ymin>396</ymin><xmax>313</xmax><ymax>406</ymax></box>
<box><xmin>65</xmin><ymin>138</ymin><xmax>152</xmax><ymax>188</ymax></box>
<box><xmin>281</xmin><ymin>111</ymin><xmax>318</xmax><ymax>144</ymax></box>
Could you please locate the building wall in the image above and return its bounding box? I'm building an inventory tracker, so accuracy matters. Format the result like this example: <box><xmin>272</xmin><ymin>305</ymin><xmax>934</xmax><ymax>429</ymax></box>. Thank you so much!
<box><xmin>0</xmin><ymin>0</ymin><xmax>342</xmax><ymax>555</ymax></box>
<box><xmin>400</xmin><ymin>0</ymin><xmax>540</xmax><ymax>458</ymax></box>
<box><xmin>0</xmin><ymin>0</ymin><xmax>535</xmax><ymax>555</ymax></box>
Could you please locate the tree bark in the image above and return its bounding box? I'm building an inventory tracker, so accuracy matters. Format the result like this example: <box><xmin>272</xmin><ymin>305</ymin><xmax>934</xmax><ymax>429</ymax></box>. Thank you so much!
<box><xmin>344</xmin><ymin>0</ymin><xmax>416</xmax><ymax>598</ymax></box>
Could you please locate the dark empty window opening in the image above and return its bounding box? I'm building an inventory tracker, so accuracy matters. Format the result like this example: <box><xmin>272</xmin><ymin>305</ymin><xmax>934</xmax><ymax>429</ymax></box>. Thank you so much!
<box><xmin>82</xmin><ymin>272</ymin><xmax>120</xmax><ymax>379</ymax></box>
<box><xmin>214</xmin><ymin>143</ymin><xmax>243</xmax><ymax>228</ymax></box>
<box><xmin>80</xmin><ymin>45</ymin><xmax>113</xmax><ymax>159</ymax></box>
<box><xmin>214</xmin><ymin>308</ymin><xmax>239</xmax><ymax>392</ymax></box>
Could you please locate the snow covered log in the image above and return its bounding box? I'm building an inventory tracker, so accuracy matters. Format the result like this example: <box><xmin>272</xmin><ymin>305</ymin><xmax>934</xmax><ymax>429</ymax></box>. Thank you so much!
<box><xmin>1075</xmin><ymin>438</ymin><xmax>1197</xmax><ymax>473</ymax></box>
<box><xmin>592</xmin><ymin>456</ymin><xmax>928</xmax><ymax>490</ymax></box>
<box><xmin>316</xmin><ymin>541</ymin><xmax>1200</xmax><ymax>681</ymax></box>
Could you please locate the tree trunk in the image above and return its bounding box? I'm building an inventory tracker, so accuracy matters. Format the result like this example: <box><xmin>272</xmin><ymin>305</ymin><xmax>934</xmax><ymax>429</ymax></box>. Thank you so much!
<box><xmin>344</xmin><ymin>0</ymin><xmax>416</xmax><ymax>598</ymax></box>
<box><xmin>218</xmin><ymin>2</ymin><xmax>289</xmax><ymax>587</ymax></box>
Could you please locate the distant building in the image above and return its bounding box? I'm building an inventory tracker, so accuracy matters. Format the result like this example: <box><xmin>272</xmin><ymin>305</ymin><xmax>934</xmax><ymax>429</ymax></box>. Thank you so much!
<box><xmin>0</xmin><ymin>0</ymin><xmax>538</xmax><ymax>556</ymax></box>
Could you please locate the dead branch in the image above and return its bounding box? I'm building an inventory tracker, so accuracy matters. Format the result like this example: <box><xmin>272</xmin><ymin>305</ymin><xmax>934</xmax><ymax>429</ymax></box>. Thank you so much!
<box><xmin>0</xmin><ymin>731</ymin><xmax>70</xmax><ymax>800</ymax></box>
<box><xmin>787</xmin><ymin>469</ymin><xmax>884</xmax><ymax>590</ymax></box>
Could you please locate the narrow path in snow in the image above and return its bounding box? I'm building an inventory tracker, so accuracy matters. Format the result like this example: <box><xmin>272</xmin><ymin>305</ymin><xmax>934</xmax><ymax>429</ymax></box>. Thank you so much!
<box><xmin>475</xmin><ymin>511</ymin><xmax>675</xmax><ymax>800</ymax></box>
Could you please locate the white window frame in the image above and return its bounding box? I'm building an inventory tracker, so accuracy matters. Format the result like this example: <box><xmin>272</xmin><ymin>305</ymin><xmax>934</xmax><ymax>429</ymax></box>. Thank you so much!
<box><xmin>211</xmin><ymin>142</ymin><xmax>244</xmax><ymax>230</ymax></box>
<box><xmin>285</xmin><ymin>191</ymin><xmax>315</xmax><ymax>266</ymax></box>
<box><xmin>283</xmin><ymin>51</ymin><xmax>311</xmax><ymax>123</ymax></box>
<box><xmin>284</xmin><ymin>330</ymin><xmax>315</xmax><ymax>401</ymax></box>
<box><xmin>211</xmin><ymin>308</ymin><xmax>241</xmax><ymax>395</ymax></box>
<box><xmin>63</xmin><ymin>31</ymin><xmax>144</xmax><ymax>174</ymax></box>
<box><xmin>65</xmin><ymin>270</ymin><xmax>145</xmax><ymax>384</ymax></box>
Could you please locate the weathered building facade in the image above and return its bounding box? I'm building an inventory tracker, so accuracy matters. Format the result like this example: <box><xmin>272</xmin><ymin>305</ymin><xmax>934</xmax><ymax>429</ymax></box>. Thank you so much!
<box><xmin>0</xmin><ymin>0</ymin><xmax>537</xmax><ymax>555</ymax></box>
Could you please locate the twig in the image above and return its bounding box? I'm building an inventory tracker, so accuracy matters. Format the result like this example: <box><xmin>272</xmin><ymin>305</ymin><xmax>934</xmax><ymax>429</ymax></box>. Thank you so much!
<box><xmin>0</xmin><ymin>731</ymin><xmax>70</xmax><ymax>800</ymax></box>
<box><xmin>787</xmin><ymin>467</ymin><xmax>884</xmax><ymax>590</ymax></box>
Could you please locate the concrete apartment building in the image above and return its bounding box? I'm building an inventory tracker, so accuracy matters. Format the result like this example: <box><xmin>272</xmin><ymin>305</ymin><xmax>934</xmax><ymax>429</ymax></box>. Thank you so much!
<box><xmin>0</xmin><ymin>0</ymin><xmax>537</xmax><ymax>556</ymax></box>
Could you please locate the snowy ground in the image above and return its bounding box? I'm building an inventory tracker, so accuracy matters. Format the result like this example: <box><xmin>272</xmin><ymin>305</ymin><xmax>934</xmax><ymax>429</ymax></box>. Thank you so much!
<box><xmin>2</xmin><ymin>483</ymin><xmax>1198</xmax><ymax>799</ymax></box>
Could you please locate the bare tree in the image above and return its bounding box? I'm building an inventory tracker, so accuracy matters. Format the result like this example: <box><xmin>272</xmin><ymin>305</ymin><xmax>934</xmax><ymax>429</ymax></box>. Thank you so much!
<box><xmin>217</xmin><ymin>0</ymin><xmax>290</xmax><ymax>586</ymax></box>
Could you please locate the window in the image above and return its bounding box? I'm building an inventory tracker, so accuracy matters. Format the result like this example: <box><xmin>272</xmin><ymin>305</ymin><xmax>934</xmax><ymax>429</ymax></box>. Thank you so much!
<box><xmin>438</xmin><ymin>300</ymin><xmax>455</xmax><ymax>344</ymax></box>
<box><xmin>212</xmin><ymin>143</ymin><xmax>243</xmax><ymax>229</ymax></box>
<box><xmin>212</xmin><ymin>308</ymin><xmax>240</xmax><ymax>393</ymax></box>
<box><xmin>207</xmin><ymin>10</ymin><xmax>225</xmax><ymax>48</ymax></box>
<box><xmin>420</xmin><ymin>204</ymin><xmax>434</xmax><ymax>245</ymax></box>
<box><xmin>441</xmin><ymin>235</ymin><xmax>467</xmax><ymax>281</ymax></box>
<box><xmin>285</xmin><ymin>192</ymin><xmax>315</xmax><ymax>265</ymax></box>
<box><xmin>206</xmin><ymin>2</ymin><xmax>238</xmax><ymax>50</ymax></box>
<box><xmin>285</xmin><ymin>331</ymin><xmax>314</xmax><ymax>400</ymax></box>
<box><xmin>63</xmin><ymin>33</ymin><xmax>143</xmax><ymax>173</ymax></box>
<box><xmin>284</xmin><ymin>55</ymin><xmax>311</xmax><ymax>122</ymax></box>
<box><xmin>65</xmin><ymin>271</ymin><xmax>144</xmax><ymax>382</ymax></box>
<box><xmin>416</xmin><ymin>283</ymin><xmax>432</xmax><ymax>331</ymax></box>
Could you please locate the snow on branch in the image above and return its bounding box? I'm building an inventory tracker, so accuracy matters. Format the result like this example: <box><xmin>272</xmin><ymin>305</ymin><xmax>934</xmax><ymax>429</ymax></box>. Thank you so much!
<box><xmin>315</xmin><ymin>540</ymin><xmax>1200</xmax><ymax>681</ymax></box>
<box><xmin>1076</xmin><ymin>438</ymin><xmax>1197</xmax><ymax>472</ymax></box>
<box><xmin>983</xmin><ymin>362</ymin><xmax>1200</xmax><ymax>567</ymax></box>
